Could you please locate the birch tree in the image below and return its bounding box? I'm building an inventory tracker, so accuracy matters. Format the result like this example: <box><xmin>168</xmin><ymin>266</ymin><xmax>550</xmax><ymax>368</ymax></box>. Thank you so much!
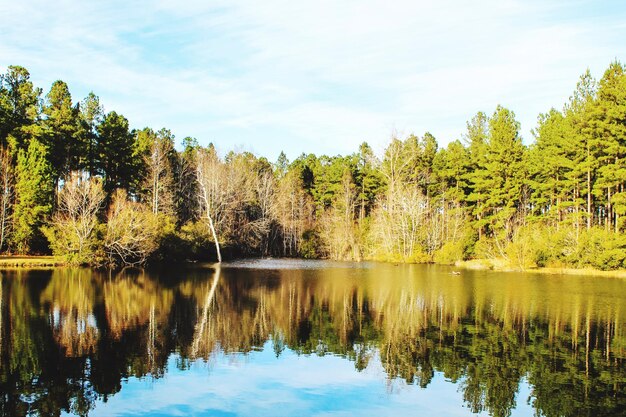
<box><xmin>138</xmin><ymin>128</ymin><xmax>176</xmax><ymax>215</ymax></box>
<box><xmin>195</xmin><ymin>145</ymin><xmax>229</xmax><ymax>262</ymax></box>
<box><xmin>0</xmin><ymin>148</ymin><xmax>12</xmax><ymax>252</ymax></box>
<box><xmin>272</xmin><ymin>168</ymin><xmax>312</xmax><ymax>256</ymax></box>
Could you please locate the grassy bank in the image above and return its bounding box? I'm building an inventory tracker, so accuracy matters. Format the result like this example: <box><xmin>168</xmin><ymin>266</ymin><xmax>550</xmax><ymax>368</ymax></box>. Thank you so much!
<box><xmin>0</xmin><ymin>255</ymin><xmax>64</xmax><ymax>268</ymax></box>
<box><xmin>455</xmin><ymin>258</ymin><xmax>626</xmax><ymax>278</ymax></box>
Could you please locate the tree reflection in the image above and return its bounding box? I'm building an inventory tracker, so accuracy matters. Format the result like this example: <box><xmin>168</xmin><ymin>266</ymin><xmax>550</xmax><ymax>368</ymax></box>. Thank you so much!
<box><xmin>0</xmin><ymin>266</ymin><xmax>624</xmax><ymax>417</ymax></box>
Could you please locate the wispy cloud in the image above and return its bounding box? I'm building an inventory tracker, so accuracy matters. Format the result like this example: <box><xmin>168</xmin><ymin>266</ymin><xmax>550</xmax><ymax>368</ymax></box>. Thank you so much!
<box><xmin>1</xmin><ymin>0</ymin><xmax>625</xmax><ymax>159</ymax></box>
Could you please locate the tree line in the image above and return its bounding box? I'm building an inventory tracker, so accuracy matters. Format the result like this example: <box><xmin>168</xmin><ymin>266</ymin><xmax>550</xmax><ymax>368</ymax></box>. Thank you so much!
<box><xmin>1</xmin><ymin>61</ymin><xmax>626</xmax><ymax>268</ymax></box>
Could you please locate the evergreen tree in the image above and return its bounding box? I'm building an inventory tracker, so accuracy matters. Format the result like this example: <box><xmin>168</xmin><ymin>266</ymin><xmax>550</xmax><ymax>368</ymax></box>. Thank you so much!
<box><xmin>433</xmin><ymin>139</ymin><xmax>470</xmax><ymax>206</ymax></box>
<box><xmin>566</xmin><ymin>70</ymin><xmax>597</xmax><ymax>230</ymax></box>
<box><xmin>78</xmin><ymin>92</ymin><xmax>103</xmax><ymax>176</ymax></box>
<box><xmin>42</xmin><ymin>80</ymin><xmax>81</xmax><ymax>184</ymax></box>
<box><xmin>135</xmin><ymin>128</ymin><xmax>177</xmax><ymax>215</ymax></box>
<box><xmin>275</xmin><ymin>151</ymin><xmax>288</xmax><ymax>178</ymax></box>
<box><xmin>0</xmin><ymin>65</ymin><xmax>41</xmax><ymax>150</ymax></box>
<box><xmin>11</xmin><ymin>138</ymin><xmax>54</xmax><ymax>253</ymax></box>
<box><xmin>174</xmin><ymin>136</ymin><xmax>199</xmax><ymax>224</ymax></box>
<box><xmin>590</xmin><ymin>61</ymin><xmax>626</xmax><ymax>231</ymax></box>
<box><xmin>465</xmin><ymin>111</ymin><xmax>490</xmax><ymax>238</ymax></box>
<box><xmin>355</xmin><ymin>142</ymin><xmax>382</xmax><ymax>220</ymax></box>
<box><xmin>467</xmin><ymin>107</ymin><xmax>526</xmax><ymax>242</ymax></box>
<box><xmin>484</xmin><ymin>106</ymin><xmax>527</xmax><ymax>239</ymax></box>
<box><xmin>418</xmin><ymin>132</ymin><xmax>438</xmax><ymax>196</ymax></box>
<box><xmin>96</xmin><ymin>111</ymin><xmax>139</xmax><ymax>197</ymax></box>
<box><xmin>528</xmin><ymin>109</ymin><xmax>576</xmax><ymax>226</ymax></box>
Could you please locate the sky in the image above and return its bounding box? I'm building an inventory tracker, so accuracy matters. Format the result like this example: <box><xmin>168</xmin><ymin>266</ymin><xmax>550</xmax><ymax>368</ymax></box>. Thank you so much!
<box><xmin>1</xmin><ymin>0</ymin><xmax>625</xmax><ymax>161</ymax></box>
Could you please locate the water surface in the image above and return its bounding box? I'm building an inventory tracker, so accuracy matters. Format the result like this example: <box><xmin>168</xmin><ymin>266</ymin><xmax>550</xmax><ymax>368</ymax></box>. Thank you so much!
<box><xmin>0</xmin><ymin>261</ymin><xmax>624</xmax><ymax>416</ymax></box>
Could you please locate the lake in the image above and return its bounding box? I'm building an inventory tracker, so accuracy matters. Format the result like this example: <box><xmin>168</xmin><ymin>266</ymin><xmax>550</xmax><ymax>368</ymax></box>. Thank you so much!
<box><xmin>0</xmin><ymin>260</ymin><xmax>624</xmax><ymax>416</ymax></box>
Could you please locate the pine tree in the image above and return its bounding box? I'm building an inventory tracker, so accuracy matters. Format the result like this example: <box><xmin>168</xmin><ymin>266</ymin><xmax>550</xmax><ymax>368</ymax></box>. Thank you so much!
<box><xmin>355</xmin><ymin>142</ymin><xmax>382</xmax><ymax>220</ymax></box>
<box><xmin>42</xmin><ymin>80</ymin><xmax>81</xmax><ymax>185</ymax></box>
<box><xmin>11</xmin><ymin>138</ymin><xmax>54</xmax><ymax>253</ymax></box>
<box><xmin>0</xmin><ymin>66</ymin><xmax>42</xmax><ymax>150</ymax></box>
<box><xmin>566</xmin><ymin>70</ymin><xmax>597</xmax><ymax>230</ymax></box>
<box><xmin>528</xmin><ymin>109</ymin><xmax>576</xmax><ymax>226</ymax></box>
<box><xmin>96</xmin><ymin>111</ymin><xmax>140</xmax><ymax>197</ymax></box>
<box><xmin>464</xmin><ymin>111</ymin><xmax>490</xmax><ymax>238</ymax></box>
<box><xmin>78</xmin><ymin>92</ymin><xmax>103</xmax><ymax>176</ymax></box>
<box><xmin>590</xmin><ymin>61</ymin><xmax>626</xmax><ymax>231</ymax></box>
<box><xmin>484</xmin><ymin>106</ymin><xmax>526</xmax><ymax>240</ymax></box>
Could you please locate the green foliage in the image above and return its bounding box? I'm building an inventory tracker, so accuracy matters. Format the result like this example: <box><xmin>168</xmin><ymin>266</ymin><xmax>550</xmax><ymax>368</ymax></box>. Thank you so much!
<box><xmin>573</xmin><ymin>228</ymin><xmax>626</xmax><ymax>270</ymax></box>
<box><xmin>78</xmin><ymin>92</ymin><xmax>103</xmax><ymax>176</ymax></box>
<box><xmin>299</xmin><ymin>229</ymin><xmax>322</xmax><ymax>259</ymax></box>
<box><xmin>11</xmin><ymin>138</ymin><xmax>54</xmax><ymax>253</ymax></box>
<box><xmin>42</xmin><ymin>80</ymin><xmax>81</xmax><ymax>181</ymax></box>
<box><xmin>0</xmin><ymin>65</ymin><xmax>42</xmax><ymax>149</ymax></box>
<box><xmin>42</xmin><ymin>224</ymin><xmax>102</xmax><ymax>265</ymax></box>
<box><xmin>96</xmin><ymin>111</ymin><xmax>140</xmax><ymax>196</ymax></box>
<box><xmin>433</xmin><ymin>228</ymin><xmax>474</xmax><ymax>264</ymax></box>
<box><xmin>173</xmin><ymin>221</ymin><xmax>216</xmax><ymax>261</ymax></box>
<box><xmin>150</xmin><ymin>217</ymin><xmax>201</xmax><ymax>262</ymax></box>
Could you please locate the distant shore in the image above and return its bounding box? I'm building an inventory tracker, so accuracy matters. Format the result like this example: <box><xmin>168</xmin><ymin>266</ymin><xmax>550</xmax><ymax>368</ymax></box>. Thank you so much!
<box><xmin>455</xmin><ymin>259</ymin><xmax>626</xmax><ymax>278</ymax></box>
<box><xmin>1</xmin><ymin>254</ymin><xmax>626</xmax><ymax>278</ymax></box>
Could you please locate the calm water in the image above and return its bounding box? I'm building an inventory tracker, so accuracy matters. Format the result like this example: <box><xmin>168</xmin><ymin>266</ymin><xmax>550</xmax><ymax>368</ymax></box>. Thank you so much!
<box><xmin>0</xmin><ymin>260</ymin><xmax>624</xmax><ymax>417</ymax></box>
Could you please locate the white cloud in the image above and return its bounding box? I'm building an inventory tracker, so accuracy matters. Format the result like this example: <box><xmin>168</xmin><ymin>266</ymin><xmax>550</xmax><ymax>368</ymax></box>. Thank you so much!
<box><xmin>1</xmin><ymin>0</ymin><xmax>625</xmax><ymax>159</ymax></box>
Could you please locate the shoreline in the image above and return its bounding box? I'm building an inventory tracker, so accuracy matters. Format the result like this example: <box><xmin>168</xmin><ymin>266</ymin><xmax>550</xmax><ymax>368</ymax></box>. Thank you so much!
<box><xmin>454</xmin><ymin>258</ymin><xmax>626</xmax><ymax>278</ymax></box>
<box><xmin>1</xmin><ymin>255</ymin><xmax>626</xmax><ymax>278</ymax></box>
<box><xmin>0</xmin><ymin>255</ymin><xmax>65</xmax><ymax>268</ymax></box>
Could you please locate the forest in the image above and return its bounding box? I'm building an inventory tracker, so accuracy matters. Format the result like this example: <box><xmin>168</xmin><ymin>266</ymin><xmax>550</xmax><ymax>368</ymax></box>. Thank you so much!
<box><xmin>1</xmin><ymin>61</ymin><xmax>626</xmax><ymax>269</ymax></box>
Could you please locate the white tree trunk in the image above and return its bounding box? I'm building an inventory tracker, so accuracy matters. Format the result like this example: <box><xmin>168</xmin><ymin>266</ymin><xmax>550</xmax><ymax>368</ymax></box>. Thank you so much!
<box><xmin>207</xmin><ymin>212</ymin><xmax>222</xmax><ymax>263</ymax></box>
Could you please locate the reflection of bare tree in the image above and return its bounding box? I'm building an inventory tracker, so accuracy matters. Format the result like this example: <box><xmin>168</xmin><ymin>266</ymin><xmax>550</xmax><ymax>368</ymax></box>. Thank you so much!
<box><xmin>0</xmin><ymin>275</ymin><xmax>3</xmax><ymax>359</ymax></box>
<box><xmin>252</xmin><ymin>290</ymin><xmax>270</xmax><ymax>340</ymax></box>
<box><xmin>104</xmin><ymin>271</ymin><xmax>173</xmax><ymax>340</ymax></box>
<box><xmin>147</xmin><ymin>301</ymin><xmax>156</xmax><ymax>371</ymax></box>
<box><xmin>40</xmin><ymin>270</ymin><xmax>99</xmax><ymax>357</ymax></box>
<box><xmin>191</xmin><ymin>265</ymin><xmax>221</xmax><ymax>358</ymax></box>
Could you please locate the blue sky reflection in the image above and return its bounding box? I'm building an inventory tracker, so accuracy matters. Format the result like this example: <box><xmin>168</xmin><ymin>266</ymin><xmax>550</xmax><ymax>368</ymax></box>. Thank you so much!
<box><xmin>81</xmin><ymin>341</ymin><xmax>534</xmax><ymax>417</ymax></box>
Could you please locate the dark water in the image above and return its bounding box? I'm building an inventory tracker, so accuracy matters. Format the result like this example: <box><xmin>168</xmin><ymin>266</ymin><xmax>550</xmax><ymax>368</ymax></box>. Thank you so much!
<box><xmin>0</xmin><ymin>260</ymin><xmax>624</xmax><ymax>417</ymax></box>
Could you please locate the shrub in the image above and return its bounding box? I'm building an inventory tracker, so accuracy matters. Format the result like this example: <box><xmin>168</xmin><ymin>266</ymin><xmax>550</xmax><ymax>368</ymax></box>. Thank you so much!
<box><xmin>43</xmin><ymin>174</ymin><xmax>105</xmax><ymax>265</ymax></box>
<box><xmin>103</xmin><ymin>190</ymin><xmax>161</xmax><ymax>266</ymax></box>
<box><xmin>300</xmin><ymin>229</ymin><xmax>321</xmax><ymax>259</ymax></box>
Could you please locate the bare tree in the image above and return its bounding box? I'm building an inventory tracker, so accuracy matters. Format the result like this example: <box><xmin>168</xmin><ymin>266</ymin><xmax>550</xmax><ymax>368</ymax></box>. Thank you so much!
<box><xmin>43</xmin><ymin>172</ymin><xmax>105</xmax><ymax>264</ymax></box>
<box><xmin>225</xmin><ymin>153</ymin><xmax>272</xmax><ymax>253</ymax></box>
<box><xmin>0</xmin><ymin>148</ymin><xmax>13</xmax><ymax>252</ymax></box>
<box><xmin>252</xmin><ymin>170</ymin><xmax>275</xmax><ymax>255</ymax></box>
<box><xmin>143</xmin><ymin>130</ymin><xmax>175</xmax><ymax>215</ymax></box>
<box><xmin>319</xmin><ymin>170</ymin><xmax>360</xmax><ymax>260</ymax></box>
<box><xmin>369</xmin><ymin>183</ymin><xmax>428</xmax><ymax>262</ymax></box>
<box><xmin>271</xmin><ymin>169</ymin><xmax>312</xmax><ymax>256</ymax></box>
<box><xmin>191</xmin><ymin>265</ymin><xmax>221</xmax><ymax>358</ymax></box>
<box><xmin>104</xmin><ymin>189</ymin><xmax>160</xmax><ymax>266</ymax></box>
<box><xmin>195</xmin><ymin>146</ymin><xmax>229</xmax><ymax>262</ymax></box>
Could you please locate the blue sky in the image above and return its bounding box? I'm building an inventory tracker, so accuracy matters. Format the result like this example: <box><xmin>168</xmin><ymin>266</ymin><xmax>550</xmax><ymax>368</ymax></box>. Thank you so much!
<box><xmin>1</xmin><ymin>0</ymin><xmax>625</xmax><ymax>161</ymax></box>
